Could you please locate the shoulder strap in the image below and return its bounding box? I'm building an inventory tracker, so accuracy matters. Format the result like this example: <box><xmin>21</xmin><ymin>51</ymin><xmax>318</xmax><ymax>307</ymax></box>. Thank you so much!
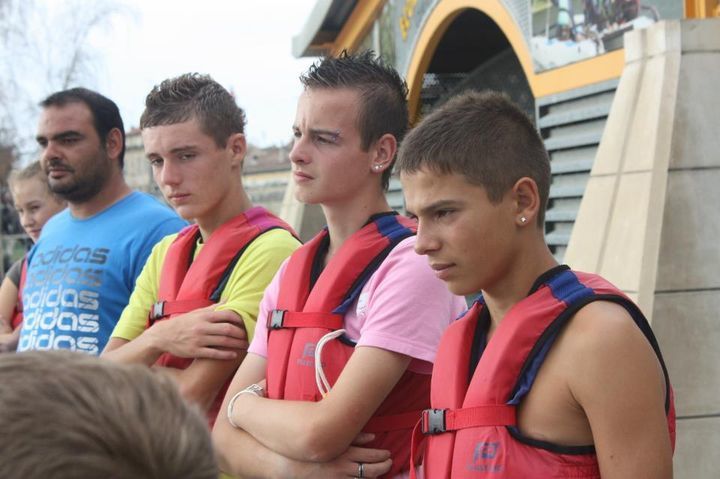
<box><xmin>304</xmin><ymin>213</ymin><xmax>416</xmax><ymax>314</ymax></box>
<box><xmin>153</xmin><ymin>208</ymin><xmax>295</xmax><ymax>321</ymax></box>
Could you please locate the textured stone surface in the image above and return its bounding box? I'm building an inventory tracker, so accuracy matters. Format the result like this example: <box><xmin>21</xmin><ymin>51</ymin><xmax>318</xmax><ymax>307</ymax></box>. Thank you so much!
<box><xmin>653</xmin><ymin>290</ymin><xmax>720</xmax><ymax>416</ymax></box>
<box><xmin>673</xmin><ymin>416</ymin><xmax>720</xmax><ymax>478</ymax></box>
<box><xmin>646</xmin><ymin>20</ymin><xmax>681</xmax><ymax>57</ymax></box>
<box><xmin>564</xmin><ymin>175</ymin><xmax>616</xmax><ymax>272</ymax></box>
<box><xmin>681</xmin><ymin>18</ymin><xmax>720</xmax><ymax>52</ymax></box>
<box><xmin>670</xmin><ymin>54</ymin><xmax>720</xmax><ymax>170</ymax></box>
<box><xmin>591</xmin><ymin>60</ymin><xmax>643</xmax><ymax>176</ymax></box>
<box><xmin>656</xmin><ymin>169</ymin><xmax>720</xmax><ymax>291</ymax></box>
<box><xmin>622</xmin><ymin>49</ymin><xmax>679</xmax><ymax>174</ymax></box>
<box><xmin>623</xmin><ymin>26</ymin><xmax>646</xmax><ymax>63</ymax></box>
<box><xmin>598</xmin><ymin>172</ymin><xmax>651</xmax><ymax>293</ymax></box>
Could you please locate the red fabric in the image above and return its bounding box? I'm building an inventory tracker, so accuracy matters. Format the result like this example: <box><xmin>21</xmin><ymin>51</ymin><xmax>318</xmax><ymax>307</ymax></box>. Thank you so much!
<box><xmin>153</xmin><ymin>208</ymin><xmax>294</xmax><ymax>425</ymax></box>
<box><xmin>10</xmin><ymin>257</ymin><xmax>27</xmax><ymax>330</ymax></box>
<box><xmin>266</xmin><ymin>310</ymin><xmax>343</xmax><ymax>330</ymax></box>
<box><xmin>266</xmin><ymin>215</ymin><xmax>425</xmax><ymax>477</ymax></box>
<box><xmin>418</xmin><ymin>271</ymin><xmax>676</xmax><ymax>479</ymax></box>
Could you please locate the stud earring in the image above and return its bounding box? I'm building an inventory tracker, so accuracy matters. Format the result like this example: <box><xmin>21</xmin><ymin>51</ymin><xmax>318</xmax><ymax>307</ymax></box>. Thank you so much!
<box><xmin>520</xmin><ymin>216</ymin><xmax>527</xmax><ymax>224</ymax></box>
<box><xmin>373</xmin><ymin>164</ymin><xmax>381</xmax><ymax>171</ymax></box>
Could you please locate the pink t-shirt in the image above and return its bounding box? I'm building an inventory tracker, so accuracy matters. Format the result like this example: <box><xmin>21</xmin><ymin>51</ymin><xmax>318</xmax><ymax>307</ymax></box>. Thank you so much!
<box><xmin>248</xmin><ymin>236</ymin><xmax>467</xmax><ymax>374</ymax></box>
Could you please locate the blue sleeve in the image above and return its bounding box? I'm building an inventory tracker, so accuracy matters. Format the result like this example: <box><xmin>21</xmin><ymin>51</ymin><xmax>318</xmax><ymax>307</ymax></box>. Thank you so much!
<box><xmin>127</xmin><ymin>216</ymin><xmax>187</xmax><ymax>289</ymax></box>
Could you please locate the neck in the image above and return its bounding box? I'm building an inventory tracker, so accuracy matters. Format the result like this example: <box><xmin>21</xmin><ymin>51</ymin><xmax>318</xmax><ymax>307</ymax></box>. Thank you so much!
<box><xmin>197</xmin><ymin>185</ymin><xmax>254</xmax><ymax>241</ymax></box>
<box><xmin>321</xmin><ymin>191</ymin><xmax>391</xmax><ymax>263</ymax></box>
<box><xmin>68</xmin><ymin>171</ymin><xmax>131</xmax><ymax>219</ymax></box>
<box><xmin>482</xmin><ymin>235</ymin><xmax>558</xmax><ymax>336</ymax></box>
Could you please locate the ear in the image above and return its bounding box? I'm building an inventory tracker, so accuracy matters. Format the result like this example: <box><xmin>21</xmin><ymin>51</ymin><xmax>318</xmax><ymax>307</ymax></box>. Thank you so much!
<box><xmin>511</xmin><ymin>177</ymin><xmax>541</xmax><ymax>227</ymax></box>
<box><xmin>227</xmin><ymin>133</ymin><xmax>247</xmax><ymax>170</ymax></box>
<box><xmin>369</xmin><ymin>133</ymin><xmax>397</xmax><ymax>173</ymax></box>
<box><xmin>105</xmin><ymin>128</ymin><xmax>123</xmax><ymax>165</ymax></box>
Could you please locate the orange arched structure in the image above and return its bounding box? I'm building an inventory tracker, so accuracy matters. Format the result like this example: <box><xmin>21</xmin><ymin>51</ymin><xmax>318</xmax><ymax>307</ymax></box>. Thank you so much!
<box><xmin>323</xmin><ymin>0</ymin><xmax>710</xmax><ymax>123</ymax></box>
<box><xmin>402</xmin><ymin>0</ymin><xmax>624</xmax><ymax>121</ymax></box>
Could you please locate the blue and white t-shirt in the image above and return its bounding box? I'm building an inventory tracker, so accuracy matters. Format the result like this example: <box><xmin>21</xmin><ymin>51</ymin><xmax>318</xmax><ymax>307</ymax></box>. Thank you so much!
<box><xmin>18</xmin><ymin>191</ymin><xmax>186</xmax><ymax>355</ymax></box>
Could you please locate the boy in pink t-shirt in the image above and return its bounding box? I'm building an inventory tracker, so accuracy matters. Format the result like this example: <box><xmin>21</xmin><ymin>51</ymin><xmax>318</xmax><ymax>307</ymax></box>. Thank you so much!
<box><xmin>213</xmin><ymin>52</ymin><xmax>465</xmax><ymax>479</ymax></box>
<box><xmin>250</xmin><ymin>236</ymin><xmax>465</xmax><ymax>374</ymax></box>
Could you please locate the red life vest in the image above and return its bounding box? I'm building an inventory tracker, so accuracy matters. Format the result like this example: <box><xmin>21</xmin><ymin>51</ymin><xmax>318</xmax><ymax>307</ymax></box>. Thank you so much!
<box><xmin>151</xmin><ymin>206</ymin><xmax>295</xmax><ymax>424</ymax></box>
<box><xmin>266</xmin><ymin>213</ymin><xmax>426</xmax><ymax>478</ymax></box>
<box><xmin>10</xmin><ymin>257</ymin><xmax>27</xmax><ymax>330</ymax></box>
<box><xmin>414</xmin><ymin>266</ymin><xmax>676</xmax><ymax>479</ymax></box>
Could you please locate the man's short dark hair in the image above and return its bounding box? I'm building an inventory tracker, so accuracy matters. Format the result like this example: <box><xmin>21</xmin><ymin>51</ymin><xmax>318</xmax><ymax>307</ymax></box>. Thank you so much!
<box><xmin>397</xmin><ymin>90</ymin><xmax>551</xmax><ymax>225</ymax></box>
<box><xmin>40</xmin><ymin>87</ymin><xmax>126</xmax><ymax>169</ymax></box>
<box><xmin>300</xmin><ymin>50</ymin><xmax>409</xmax><ymax>191</ymax></box>
<box><xmin>0</xmin><ymin>351</ymin><xmax>218</xmax><ymax>479</ymax></box>
<box><xmin>140</xmin><ymin>73</ymin><xmax>247</xmax><ymax>148</ymax></box>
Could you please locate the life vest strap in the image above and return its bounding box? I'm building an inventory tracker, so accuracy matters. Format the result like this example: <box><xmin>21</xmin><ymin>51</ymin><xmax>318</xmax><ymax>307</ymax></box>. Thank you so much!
<box><xmin>409</xmin><ymin>418</ymin><xmax>425</xmax><ymax>479</ymax></box>
<box><xmin>363</xmin><ymin>410</ymin><xmax>422</xmax><ymax>433</ymax></box>
<box><xmin>421</xmin><ymin>405</ymin><xmax>516</xmax><ymax>435</ymax></box>
<box><xmin>149</xmin><ymin>299</ymin><xmax>214</xmax><ymax>322</ymax></box>
<box><xmin>267</xmin><ymin>309</ymin><xmax>343</xmax><ymax>331</ymax></box>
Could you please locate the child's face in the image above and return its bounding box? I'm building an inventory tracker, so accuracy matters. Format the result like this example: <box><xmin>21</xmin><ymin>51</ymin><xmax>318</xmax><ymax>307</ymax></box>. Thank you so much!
<box><xmin>289</xmin><ymin>88</ymin><xmax>379</xmax><ymax>206</ymax></box>
<box><xmin>12</xmin><ymin>177</ymin><xmax>65</xmax><ymax>242</ymax></box>
<box><xmin>142</xmin><ymin>117</ymin><xmax>243</xmax><ymax>226</ymax></box>
<box><xmin>402</xmin><ymin>169</ymin><xmax>517</xmax><ymax>296</ymax></box>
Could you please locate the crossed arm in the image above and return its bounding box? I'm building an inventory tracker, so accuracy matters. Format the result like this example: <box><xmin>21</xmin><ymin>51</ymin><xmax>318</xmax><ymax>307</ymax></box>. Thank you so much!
<box><xmin>102</xmin><ymin>306</ymin><xmax>248</xmax><ymax>410</ymax></box>
<box><xmin>212</xmin><ymin>347</ymin><xmax>409</xmax><ymax>477</ymax></box>
<box><xmin>100</xmin><ymin>233</ymin><xmax>298</xmax><ymax>411</ymax></box>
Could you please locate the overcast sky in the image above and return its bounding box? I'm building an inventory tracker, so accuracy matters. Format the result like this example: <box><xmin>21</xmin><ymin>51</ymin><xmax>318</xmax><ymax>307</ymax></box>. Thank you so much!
<box><xmin>90</xmin><ymin>0</ymin><xmax>319</xmax><ymax>147</ymax></box>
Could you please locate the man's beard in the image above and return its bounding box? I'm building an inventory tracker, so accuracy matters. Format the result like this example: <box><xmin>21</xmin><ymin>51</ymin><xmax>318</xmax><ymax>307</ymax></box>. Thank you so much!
<box><xmin>49</xmin><ymin>154</ymin><xmax>112</xmax><ymax>204</ymax></box>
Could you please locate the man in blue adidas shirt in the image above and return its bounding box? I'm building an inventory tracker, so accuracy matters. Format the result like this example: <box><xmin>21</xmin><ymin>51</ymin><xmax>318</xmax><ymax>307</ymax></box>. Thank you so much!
<box><xmin>17</xmin><ymin>87</ymin><xmax>186</xmax><ymax>354</ymax></box>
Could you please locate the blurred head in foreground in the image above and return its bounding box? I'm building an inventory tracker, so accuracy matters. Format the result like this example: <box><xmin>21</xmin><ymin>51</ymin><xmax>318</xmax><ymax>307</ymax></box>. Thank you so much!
<box><xmin>0</xmin><ymin>350</ymin><xmax>218</xmax><ymax>479</ymax></box>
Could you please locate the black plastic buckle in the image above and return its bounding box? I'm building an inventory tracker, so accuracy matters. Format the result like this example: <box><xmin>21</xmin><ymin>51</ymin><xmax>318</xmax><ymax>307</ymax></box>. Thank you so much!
<box><xmin>268</xmin><ymin>309</ymin><xmax>286</xmax><ymax>329</ymax></box>
<box><xmin>151</xmin><ymin>301</ymin><xmax>165</xmax><ymax>320</ymax></box>
<box><xmin>422</xmin><ymin>408</ymin><xmax>446</xmax><ymax>435</ymax></box>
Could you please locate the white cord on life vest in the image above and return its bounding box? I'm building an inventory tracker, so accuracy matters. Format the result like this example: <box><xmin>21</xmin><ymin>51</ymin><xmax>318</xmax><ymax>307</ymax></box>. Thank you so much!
<box><xmin>315</xmin><ymin>329</ymin><xmax>346</xmax><ymax>398</ymax></box>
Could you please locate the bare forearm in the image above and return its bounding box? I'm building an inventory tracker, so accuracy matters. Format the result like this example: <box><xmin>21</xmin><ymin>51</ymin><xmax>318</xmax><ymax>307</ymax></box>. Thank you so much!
<box><xmin>233</xmin><ymin>347</ymin><xmax>410</xmax><ymax>462</ymax></box>
<box><xmin>101</xmin><ymin>334</ymin><xmax>164</xmax><ymax>366</ymax></box>
<box><xmin>233</xmin><ymin>394</ymin><xmax>353</xmax><ymax>462</ymax></box>
<box><xmin>214</xmin><ymin>416</ymin><xmax>393</xmax><ymax>479</ymax></box>
<box><xmin>164</xmin><ymin>354</ymin><xmax>246</xmax><ymax>411</ymax></box>
<box><xmin>213</xmin><ymin>416</ymin><xmax>298</xmax><ymax>478</ymax></box>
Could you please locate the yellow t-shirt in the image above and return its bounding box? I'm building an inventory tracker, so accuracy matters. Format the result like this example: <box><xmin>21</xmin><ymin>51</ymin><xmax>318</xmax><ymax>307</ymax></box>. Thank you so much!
<box><xmin>112</xmin><ymin>228</ymin><xmax>299</xmax><ymax>342</ymax></box>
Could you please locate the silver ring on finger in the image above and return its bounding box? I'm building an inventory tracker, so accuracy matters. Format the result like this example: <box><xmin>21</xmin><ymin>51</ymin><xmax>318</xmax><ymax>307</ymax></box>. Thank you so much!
<box><xmin>357</xmin><ymin>462</ymin><xmax>365</xmax><ymax>478</ymax></box>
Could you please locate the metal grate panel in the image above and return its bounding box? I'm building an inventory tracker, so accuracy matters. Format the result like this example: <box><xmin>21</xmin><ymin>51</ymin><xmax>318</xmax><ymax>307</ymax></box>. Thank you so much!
<box><xmin>538</xmin><ymin>79</ymin><xmax>619</xmax><ymax>261</ymax></box>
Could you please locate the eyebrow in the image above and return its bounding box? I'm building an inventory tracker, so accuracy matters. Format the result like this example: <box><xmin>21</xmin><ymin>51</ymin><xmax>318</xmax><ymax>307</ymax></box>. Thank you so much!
<box><xmin>169</xmin><ymin>145</ymin><xmax>199</xmax><ymax>154</ymax></box>
<box><xmin>146</xmin><ymin>144</ymin><xmax>199</xmax><ymax>159</ymax></box>
<box><xmin>16</xmin><ymin>200</ymin><xmax>41</xmax><ymax>208</ymax></box>
<box><xmin>293</xmin><ymin>126</ymin><xmax>341</xmax><ymax>142</ymax></box>
<box><xmin>310</xmin><ymin>128</ymin><xmax>340</xmax><ymax>137</ymax></box>
<box><xmin>36</xmin><ymin>130</ymin><xmax>83</xmax><ymax>143</ymax></box>
<box><xmin>407</xmin><ymin>199</ymin><xmax>462</xmax><ymax>218</ymax></box>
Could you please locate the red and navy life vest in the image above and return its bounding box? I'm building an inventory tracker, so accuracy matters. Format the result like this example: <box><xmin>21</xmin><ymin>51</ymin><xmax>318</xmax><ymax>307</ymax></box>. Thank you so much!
<box><xmin>150</xmin><ymin>206</ymin><xmax>295</xmax><ymax>424</ymax></box>
<box><xmin>266</xmin><ymin>212</ymin><xmax>427</xmax><ymax>478</ymax></box>
<box><xmin>10</xmin><ymin>257</ymin><xmax>27</xmax><ymax>330</ymax></box>
<box><xmin>414</xmin><ymin>266</ymin><xmax>675</xmax><ymax>479</ymax></box>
